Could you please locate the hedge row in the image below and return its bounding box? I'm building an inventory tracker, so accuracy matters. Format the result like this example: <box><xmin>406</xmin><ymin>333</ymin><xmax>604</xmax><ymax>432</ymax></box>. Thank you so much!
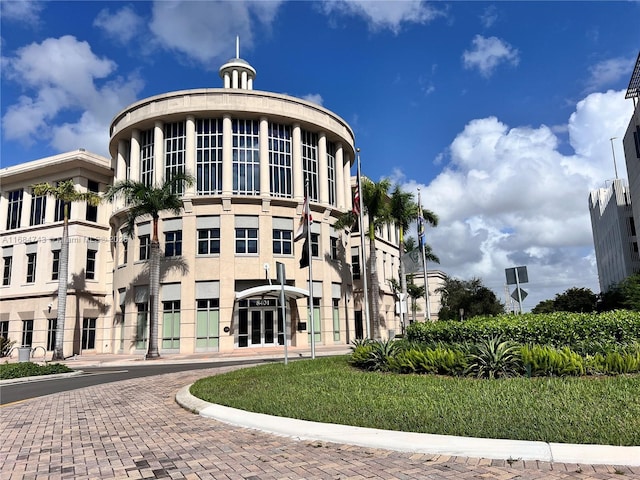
<box><xmin>405</xmin><ymin>310</ymin><xmax>640</xmax><ymax>355</ymax></box>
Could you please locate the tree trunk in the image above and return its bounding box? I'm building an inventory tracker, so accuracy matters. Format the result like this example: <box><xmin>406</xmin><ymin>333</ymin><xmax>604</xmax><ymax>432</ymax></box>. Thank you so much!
<box><xmin>398</xmin><ymin>225</ymin><xmax>409</xmax><ymax>333</ymax></box>
<box><xmin>147</xmin><ymin>217</ymin><xmax>161</xmax><ymax>359</ymax></box>
<box><xmin>368</xmin><ymin>224</ymin><xmax>380</xmax><ymax>339</ymax></box>
<box><xmin>52</xmin><ymin>204</ymin><xmax>69</xmax><ymax>361</ymax></box>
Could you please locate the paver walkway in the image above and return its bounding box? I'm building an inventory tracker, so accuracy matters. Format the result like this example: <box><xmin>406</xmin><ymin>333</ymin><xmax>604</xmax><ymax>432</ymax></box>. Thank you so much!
<box><xmin>1</xmin><ymin>366</ymin><xmax>638</xmax><ymax>480</ymax></box>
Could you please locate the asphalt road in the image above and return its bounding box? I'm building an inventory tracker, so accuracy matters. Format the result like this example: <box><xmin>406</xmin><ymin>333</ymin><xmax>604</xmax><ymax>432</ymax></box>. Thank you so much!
<box><xmin>0</xmin><ymin>359</ymin><xmax>276</xmax><ymax>405</ymax></box>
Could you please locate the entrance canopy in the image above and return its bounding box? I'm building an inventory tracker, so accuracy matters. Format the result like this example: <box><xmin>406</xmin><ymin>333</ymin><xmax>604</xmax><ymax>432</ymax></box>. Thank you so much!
<box><xmin>235</xmin><ymin>284</ymin><xmax>309</xmax><ymax>301</ymax></box>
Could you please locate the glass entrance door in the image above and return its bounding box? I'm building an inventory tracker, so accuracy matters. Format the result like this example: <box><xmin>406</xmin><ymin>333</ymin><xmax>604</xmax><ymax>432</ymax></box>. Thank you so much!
<box><xmin>239</xmin><ymin>302</ymin><xmax>281</xmax><ymax>347</ymax></box>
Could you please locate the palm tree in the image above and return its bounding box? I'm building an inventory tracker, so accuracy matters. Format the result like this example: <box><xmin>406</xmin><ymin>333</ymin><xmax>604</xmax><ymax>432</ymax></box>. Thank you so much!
<box><xmin>31</xmin><ymin>179</ymin><xmax>101</xmax><ymax>361</ymax></box>
<box><xmin>336</xmin><ymin>177</ymin><xmax>391</xmax><ymax>339</ymax></box>
<box><xmin>105</xmin><ymin>173</ymin><xmax>194</xmax><ymax>359</ymax></box>
<box><xmin>406</xmin><ymin>275</ymin><xmax>426</xmax><ymax>322</ymax></box>
<box><xmin>390</xmin><ymin>186</ymin><xmax>438</xmax><ymax>328</ymax></box>
<box><xmin>404</xmin><ymin>236</ymin><xmax>440</xmax><ymax>264</ymax></box>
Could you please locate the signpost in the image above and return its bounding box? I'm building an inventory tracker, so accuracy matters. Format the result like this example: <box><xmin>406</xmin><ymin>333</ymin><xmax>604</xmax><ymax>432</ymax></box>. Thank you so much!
<box><xmin>505</xmin><ymin>266</ymin><xmax>528</xmax><ymax>313</ymax></box>
<box><xmin>276</xmin><ymin>262</ymin><xmax>288</xmax><ymax>365</ymax></box>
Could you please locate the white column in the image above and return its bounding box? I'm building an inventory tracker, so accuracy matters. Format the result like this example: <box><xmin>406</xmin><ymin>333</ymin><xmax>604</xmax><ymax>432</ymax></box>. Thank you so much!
<box><xmin>259</xmin><ymin>117</ymin><xmax>270</xmax><ymax>197</ymax></box>
<box><xmin>20</xmin><ymin>190</ymin><xmax>31</xmax><ymax>228</ymax></box>
<box><xmin>0</xmin><ymin>193</ymin><xmax>7</xmax><ymax>231</ymax></box>
<box><xmin>222</xmin><ymin>114</ymin><xmax>233</xmax><ymax>195</ymax></box>
<box><xmin>248</xmin><ymin>78</ymin><xmax>253</xmax><ymax>90</ymax></box>
<box><xmin>224</xmin><ymin>73</ymin><xmax>230</xmax><ymax>88</ymax></box>
<box><xmin>117</xmin><ymin>140</ymin><xmax>128</xmax><ymax>182</ymax></box>
<box><xmin>154</xmin><ymin>121</ymin><xmax>164</xmax><ymax>185</ymax></box>
<box><xmin>318</xmin><ymin>133</ymin><xmax>328</xmax><ymax>204</ymax></box>
<box><xmin>130</xmin><ymin>129</ymin><xmax>140</xmax><ymax>183</ymax></box>
<box><xmin>292</xmin><ymin>123</ymin><xmax>303</xmax><ymax>201</ymax></box>
<box><xmin>241</xmin><ymin>71</ymin><xmax>248</xmax><ymax>89</ymax></box>
<box><xmin>232</xmin><ymin>70</ymin><xmax>238</xmax><ymax>89</ymax></box>
<box><xmin>185</xmin><ymin>115</ymin><xmax>196</xmax><ymax>196</ymax></box>
<box><xmin>335</xmin><ymin>143</ymin><xmax>345</xmax><ymax>209</ymax></box>
<box><xmin>344</xmin><ymin>153</ymin><xmax>352</xmax><ymax>212</ymax></box>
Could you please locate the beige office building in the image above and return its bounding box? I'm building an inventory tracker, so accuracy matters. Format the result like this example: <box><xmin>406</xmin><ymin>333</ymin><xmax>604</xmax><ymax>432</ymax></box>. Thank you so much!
<box><xmin>1</xmin><ymin>51</ymin><xmax>414</xmax><ymax>358</ymax></box>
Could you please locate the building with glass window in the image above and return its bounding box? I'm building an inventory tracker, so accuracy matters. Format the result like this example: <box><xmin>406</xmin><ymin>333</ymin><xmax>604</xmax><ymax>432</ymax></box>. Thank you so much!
<box><xmin>0</xmin><ymin>150</ymin><xmax>112</xmax><ymax>355</ymax></box>
<box><xmin>0</xmin><ymin>51</ymin><xmax>427</xmax><ymax>357</ymax></box>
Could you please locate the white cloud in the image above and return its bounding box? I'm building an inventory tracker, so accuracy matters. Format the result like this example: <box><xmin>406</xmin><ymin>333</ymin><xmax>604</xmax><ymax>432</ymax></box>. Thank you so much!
<box><xmin>320</xmin><ymin>0</ymin><xmax>443</xmax><ymax>34</ymax></box>
<box><xmin>0</xmin><ymin>0</ymin><xmax>44</xmax><ymax>25</ymax></box>
<box><xmin>585</xmin><ymin>56</ymin><xmax>635</xmax><ymax>93</ymax></box>
<box><xmin>1</xmin><ymin>35</ymin><xmax>143</xmax><ymax>156</ymax></box>
<box><xmin>462</xmin><ymin>35</ymin><xmax>519</xmax><ymax>78</ymax></box>
<box><xmin>93</xmin><ymin>6</ymin><xmax>145</xmax><ymax>44</ymax></box>
<box><xmin>479</xmin><ymin>5</ymin><xmax>498</xmax><ymax>29</ymax></box>
<box><xmin>396</xmin><ymin>90</ymin><xmax>633</xmax><ymax>310</ymax></box>
<box><xmin>149</xmin><ymin>0</ymin><xmax>283</xmax><ymax>67</ymax></box>
<box><xmin>302</xmin><ymin>93</ymin><xmax>324</xmax><ymax>106</ymax></box>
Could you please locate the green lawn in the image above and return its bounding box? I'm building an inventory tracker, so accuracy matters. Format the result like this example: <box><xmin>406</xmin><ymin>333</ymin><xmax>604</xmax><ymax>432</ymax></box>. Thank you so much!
<box><xmin>190</xmin><ymin>355</ymin><xmax>640</xmax><ymax>446</ymax></box>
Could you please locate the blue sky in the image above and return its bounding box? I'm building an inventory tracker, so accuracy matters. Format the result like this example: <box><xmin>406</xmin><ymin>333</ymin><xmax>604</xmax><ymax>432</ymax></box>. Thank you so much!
<box><xmin>2</xmin><ymin>1</ymin><xmax>640</xmax><ymax>310</ymax></box>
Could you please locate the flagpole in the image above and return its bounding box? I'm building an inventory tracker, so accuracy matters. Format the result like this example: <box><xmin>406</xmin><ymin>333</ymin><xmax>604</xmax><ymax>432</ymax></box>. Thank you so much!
<box><xmin>356</xmin><ymin>149</ymin><xmax>371</xmax><ymax>339</ymax></box>
<box><xmin>306</xmin><ymin>179</ymin><xmax>316</xmax><ymax>359</ymax></box>
<box><xmin>418</xmin><ymin>188</ymin><xmax>431</xmax><ymax>321</ymax></box>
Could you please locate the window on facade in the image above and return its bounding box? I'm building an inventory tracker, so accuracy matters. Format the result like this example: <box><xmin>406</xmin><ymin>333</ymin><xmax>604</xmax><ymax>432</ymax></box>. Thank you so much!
<box><xmin>2</xmin><ymin>255</ymin><xmax>12</xmax><ymax>286</ymax></box>
<box><xmin>196</xmin><ymin>118</ymin><xmax>223</xmax><ymax>195</ymax></box>
<box><xmin>162</xmin><ymin>300</ymin><xmax>180</xmax><ymax>350</ymax></box>
<box><xmin>634</xmin><ymin>125</ymin><xmax>640</xmax><ymax>159</ymax></box>
<box><xmin>196</xmin><ymin>299</ymin><xmax>219</xmax><ymax>350</ymax></box>
<box><xmin>164</xmin><ymin>231</ymin><xmax>182</xmax><ymax>257</ymax></box>
<box><xmin>139</xmin><ymin>235</ymin><xmax>150</xmax><ymax>261</ymax></box>
<box><xmin>235</xmin><ymin>228</ymin><xmax>258</xmax><ymax>254</ymax></box>
<box><xmin>26</xmin><ymin>251</ymin><xmax>37</xmax><ymax>283</ymax></box>
<box><xmin>327</xmin><ymin>141</ymin><xmax>336</xmax><ymax>206</ymax></box>
<box><xmin>52</xmin><ymin>250</ymin><xmax>60</xmax><ymax>280</ymax></box>
<box><xmin>352</xmin><ymin>247</ymin><xmax>361</xmax><ymax>280</ymax></box>
<box><xmin>0</xmin><ymin>320</ymin><xmax>8</xmax><ymax>341</ymax></box>
<box><xmin>333</xmin><ymin>298</ymin><xmax>340</xmax><ymax>342</ymax></box>
<box><xmin>121</xmin><ymin>236</ymin><xmax>128</xmax><ymax>265</ymax></box>
<box><xmin>86</xmin><ymin>246</ymin><xmax>97</xmax><ymax>280</ymax></box>
<box><xmin>232</xmin><ymin>119</ymin><xmax>260</xmax><ymax>195</ymax></box>
<box><xmin>30</xmin><ymin>194</ymin><xmax>46</xmax><ymax>226</ymax></box>
<box><xmin>273</xmin><ymin>229</ymin><xmax>292</xmax><ymax>255</ymax></box>
<box><xmin>308</xmin><ymin>297</ymin><xmax>321</xmax><ymax>344</ymax></box>
<box><xmin>311</xmin><ymin>232</ymin><xmax>319</xmax><ymax>258</ymax></box>
<box><xmin>330</xmin><ymin>237</ymin><xmax>339</xmax><ymax>260</ymax></box>
<box><xmin>197</xmin><ymin>228</ymin><xmax>220</xmax><ymax>255</ymax></box>
<box><xmin>6</xmin><ymin>189</ymin><xmax>23</xmax><ymax>230</ymax></box>
<box><xmin>164</xmin><ymin>122</ymin><xmax>186</xmax><ymax>194</ymax></box>
<box><xmin>86</xmin><ymin>180</ymin><xmax>99</xmax><ymax>222</ymax></box>
<box><xmin>302</xmin><ymin>130</ymin><xmax>319</xmax><ymax>201</ymax></box>
<box><xmin>22</xmin><ymin>320</ymin><xmax>33</xmax><ymax>347</ymax></box>
<box><xmin>136</xmin><ymin>303</ymin><xmax>148</xmax><ymax>349</ymax></box>
<box><xmin>82</xmin><ymin>318</ymin><xmax>97</xmax><ymax>349</ymax></box>
<box><xmin>47</xmin><ymin>319</ymin><xmax>57</xmax><ymax>351</ymax></box>
<box><xmin>140</xmin><ymin>129</ymin><xmax>154</xmax><ymax>187</ymax></box>
<box><xmin>631</xmin><ymin>217</ymin><xmax>637</xmax><ymax>237</ymax></box>
<box><xmin>268</xmin><ymin>123</ymin><xmax>292</xmax><ymax>198</ymax></box>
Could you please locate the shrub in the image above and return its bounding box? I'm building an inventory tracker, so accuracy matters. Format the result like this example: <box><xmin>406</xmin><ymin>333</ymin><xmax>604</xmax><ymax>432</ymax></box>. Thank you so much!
<box><xmin>349</xmin><ymin>339</ymin><xmax>399</xmax><ymax>371</ymax></box>
<box><xmin>465</xmin><ymin>336</ymin><xmax>522</xmax><ymax>379</ymax></box>
<box><xmin>406</xmin><ymin>310</ymin><xmax>640</xmax><ymax>354</ymax></box>
<box><xmin>521</xmin><ymin>345</ymin><xmax>585</xmax><ymax>377</ymax></box>
<box><xmin>0</xmin><ymin>362</ymin><xmax>73</xmax><ymax>380</ymax></box>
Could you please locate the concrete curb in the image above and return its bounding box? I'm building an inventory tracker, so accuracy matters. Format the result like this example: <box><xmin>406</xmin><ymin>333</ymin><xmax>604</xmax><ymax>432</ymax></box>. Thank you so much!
<box><xmin>0</xmin><ymin>370</ymin><xmax>83</xmax><ymax>385</ymax></box>
<box><xmin>176</xmin><ymin>384</ymin><xmax>640</xmax><ymax>467</ymax></box>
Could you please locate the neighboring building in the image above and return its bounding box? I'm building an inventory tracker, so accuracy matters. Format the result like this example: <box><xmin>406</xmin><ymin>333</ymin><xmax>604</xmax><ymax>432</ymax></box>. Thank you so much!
<box><xmin>0</xmin><ymin>150</ymin><xmax>112</xmax><ymax>356</ymax></box>
<box><xmin>589</xmin><ymin>51</ymin><xmax>640</xmax><ymax>293</ymax></box>
<box><xmin>589</xmin><ymin>179</ymin><xmax>640</xmax><ymax>292</ymax></box>
<box><xmin>624</xmin><ymin>52</ymin><xmax>640</xmax><ymax>258</ymax></box>
<box><xmin>0</xmin><ymin>48</ymin><xmax>446</xmax><ymax>358</ymax></box>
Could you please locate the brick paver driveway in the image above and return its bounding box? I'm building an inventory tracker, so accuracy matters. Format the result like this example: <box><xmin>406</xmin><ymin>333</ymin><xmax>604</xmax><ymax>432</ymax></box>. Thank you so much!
<box><xmin>1</xmin><ymin>366</ymin><xmax>638</xmax><ymax>480</ymax></box>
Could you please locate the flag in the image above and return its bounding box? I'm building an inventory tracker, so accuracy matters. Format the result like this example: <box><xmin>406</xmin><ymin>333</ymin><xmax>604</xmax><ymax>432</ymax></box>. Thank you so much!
<box><xmin>352</xmin><ymin>183</ymin><xmax>360</xmax><ymax>216</ymax></box>
<box><xmin>294</xmin><ymin>196</ymin><xmax>311</xmax><ymax>242</ymax></box>
<box><xmin>299</xmin><ymin>239</ymin><xmax>309</xmax><ymax>268</ymax></box>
